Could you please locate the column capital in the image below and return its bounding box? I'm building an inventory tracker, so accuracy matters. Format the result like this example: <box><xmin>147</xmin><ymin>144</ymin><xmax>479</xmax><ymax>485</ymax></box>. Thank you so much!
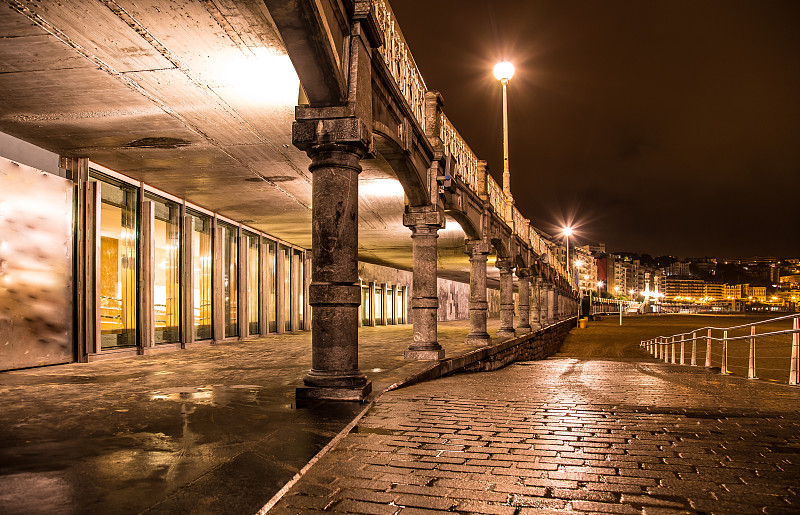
<box><xmin>464</xmin><ymin>239</ymin><xmax>491</xmax><ymax>256</ymax></box>
<box><xmin>403</xmin><ymin>205</ymin><xmax>445</xmax><ymax>231</ymax></box>
<box><xmin>293</xmin><ymin>112</ymin><xmax>372</xmax><ymax>155</ymax></box>
<box><xmin>516</xmin><ymin>267</ymin><xmax>531</xmax><ymax>278</ymax></box>
<box><xmin>495</xmin><ymin>258</ymin><xmax>515</xmax><ymax>273</ymax></box>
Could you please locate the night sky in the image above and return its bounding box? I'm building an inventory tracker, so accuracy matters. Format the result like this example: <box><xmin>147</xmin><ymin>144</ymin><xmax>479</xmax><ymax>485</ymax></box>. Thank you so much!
<box><xmin>391</xmin><ymin>0</ymin><xmax>800</xmax><ymax>259</ymax></box>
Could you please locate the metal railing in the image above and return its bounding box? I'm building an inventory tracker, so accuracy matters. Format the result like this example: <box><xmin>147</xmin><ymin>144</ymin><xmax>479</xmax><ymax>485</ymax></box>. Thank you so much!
<box><xmin>640</xmin><ymin>314</ymin><xmax>800</xmax><ymax>385</ymax></box>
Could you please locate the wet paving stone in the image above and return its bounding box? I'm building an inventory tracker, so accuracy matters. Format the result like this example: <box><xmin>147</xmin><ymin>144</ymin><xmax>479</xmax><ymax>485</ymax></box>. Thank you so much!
<box><xmin>271</xmin><ymin>316</ymin><xmax>800</xmax><ymax>514</ymax></box>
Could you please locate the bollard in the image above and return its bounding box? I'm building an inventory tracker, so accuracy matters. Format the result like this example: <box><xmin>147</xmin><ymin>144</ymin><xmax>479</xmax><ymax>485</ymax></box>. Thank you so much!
<box><xmin>705</xmin><ymin>328</ymin><xmax>712</xmax><ymax>368</ymax></box>
<box><xmin>790</xmin><ymin>317</ymin><xmax>799</xmax><ymax>385</ymax></box>
<box><xmin>691</xmin><ymin>331</ymin><xmax>697</xmax><ymax>366</ymax></box>
<box><xmin>671</xmin><ymin>336</ymin><xmax>676</xmax><ymax>364</ymax></box>
<box><xmin>680</xmin><ymin>335</ymin><xmax>685</xmax><ymax>365</ymax></box>
<box><xmin>721</xmin><ymin>330</ymin><xmax>729</xmax><ymax>375</ymax></box>
<box><xmin>748</xmin><ymin>325</ymin><xmax>757</xmax><ymax>380</ymax></box>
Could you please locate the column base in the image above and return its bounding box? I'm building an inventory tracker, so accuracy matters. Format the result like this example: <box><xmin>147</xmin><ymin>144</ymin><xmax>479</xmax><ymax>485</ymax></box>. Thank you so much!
<box><xmin>516</xmin><ymin>324</ymin><xmax>532</xmax><ymax>334</ymax></box>
<box><xmin>465</xmin><ymin>333</ymin><xmax>491</xmax><ymax>346</ymax></box>
<box><xmin>296</xmin><ymin>382</ymin><xmax>372</xmax><ymax>402</ymax></box>
<box><xmin>404</xmin><ymin>349</ymin><xmax>445</xmax><ymax>360</ymax></box>
<box><xmin>497</xmin><ymin>329</ymin><xmax>516</xmax><ymax>339</ymax></box>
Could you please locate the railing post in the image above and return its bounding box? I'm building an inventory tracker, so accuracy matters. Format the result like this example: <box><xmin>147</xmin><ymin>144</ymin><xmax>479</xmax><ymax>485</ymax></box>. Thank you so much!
<box><xmin>748</xmin><ymin>325</ymin><xmax>757</xmax><ymax>380</ymax></box>
<box><xmin>680</xmin><ymin>334</ymin><xmax>685</xmax><ymax>365</ymax></box>
<box><xmin>721</xmin><ymin>329</ymin><xmax>729</xmax><ymax>374</ymax></box>
<box><xmin>705</xmin><ymin>329</ymin><xmax>712</xmax><ymax>367</ymax></box>
<box><xmin>664</xmin><ymin>337</ymin><xmax>670</xmax><ymax>363</ymax></box>
<box><xmin>671</xmin><ymin>336</ymin><xmax>676</xmax><ymax>364</ymax></box>
<box><xmin>691</xmin><ymin>331</ymin><xmax>697</xmax><ymax>366</ymax></box>
<box><xmin>790</xmin><ymin>317</ymin><xmax>799</xmax><ymax>385</ymax></box>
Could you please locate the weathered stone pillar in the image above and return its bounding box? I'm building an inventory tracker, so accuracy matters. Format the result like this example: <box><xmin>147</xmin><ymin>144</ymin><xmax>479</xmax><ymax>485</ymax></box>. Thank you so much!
<box><xmin>547</xmin><ymin>284</ymin><xmax>555</xmax><ymax>323</ymax></box>
<box><xmin>465</xmin><ymin>240</ymin><xmax>491</xmax><ymax>346</ymax></box>
<box><xmin>496</xmin><ymin>258</ymin><xmax>516</xmax><ymax>338</ymax></box>
<box><xmin>404</xmin><ymin>206</ymin><xmax>446</xmax><ymax>359</ymax></box>
<box><xmin>293</xmin><ymin>142</ymin><xmax>371</xmax><ymax>400</ymax></box>
<box><xmin>529</xmin><ymin>275</ymin><xmax>542</xmax><ymax>330</ymax></box>
<box><xmin>516</xmin><ymin>268</ymin><xmax>531</xmax><ymax>333</ymax></box>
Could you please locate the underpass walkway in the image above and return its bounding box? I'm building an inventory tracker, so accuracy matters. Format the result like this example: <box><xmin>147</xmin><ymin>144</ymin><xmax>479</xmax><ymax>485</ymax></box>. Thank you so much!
<box><xmin>271</xmin><ymin>315</ymin><xmax>800</xmax><ymax>514</ymax></box>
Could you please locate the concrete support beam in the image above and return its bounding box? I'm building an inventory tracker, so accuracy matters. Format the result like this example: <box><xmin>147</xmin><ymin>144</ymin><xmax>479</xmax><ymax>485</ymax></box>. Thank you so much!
<box><xmin>496</xmin><ymin>258</ymin><xmax>516</xmax><ymax>338</ymax></box>
<box><xmin>516</xmin><ymin>267</ymin><xmax>531</xmax><ymax>333</ymax></box>
<box><xmin>464</xmin><ymin>240</ymin><xmax>491</xmax><ymax>346</ymax></box>
<box><xmin>403</xmin><ymin>206</ymin><xmax>446</xmax><ymax>360</ymax></box>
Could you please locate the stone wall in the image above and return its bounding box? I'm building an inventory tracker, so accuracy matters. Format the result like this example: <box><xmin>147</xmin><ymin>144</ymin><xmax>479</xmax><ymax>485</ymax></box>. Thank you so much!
<box><xmin>393</xmin><ymin>317</ymin><xmax>576</xmax><ymax>389</ymax></box>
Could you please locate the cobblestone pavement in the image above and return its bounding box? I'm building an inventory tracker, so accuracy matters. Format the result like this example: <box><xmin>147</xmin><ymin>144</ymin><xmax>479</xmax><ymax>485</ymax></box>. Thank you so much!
<box><xmin>271</xmin><ymin>319</ymin><xmax>800</xmax><ymax>514</ymax></box>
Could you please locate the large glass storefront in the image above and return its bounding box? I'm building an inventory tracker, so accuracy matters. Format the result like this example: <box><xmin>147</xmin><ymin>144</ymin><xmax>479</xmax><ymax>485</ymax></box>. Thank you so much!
<box><xmin>83</xmin><ymin>168</ymin><xmax>308</xmax><ymax>358</ymax></box>
<box><xmin>94</xmin><ymin>175</ymin><xmax>138</xmax><ymax>350</ymax></box>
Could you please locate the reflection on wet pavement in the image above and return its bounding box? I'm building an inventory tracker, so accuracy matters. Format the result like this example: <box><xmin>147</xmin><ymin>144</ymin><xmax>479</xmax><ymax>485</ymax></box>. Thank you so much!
<box><xmin>0</xmin><ymin>321</ymin><xmax>489</xmax><ymax>514</ymax></box>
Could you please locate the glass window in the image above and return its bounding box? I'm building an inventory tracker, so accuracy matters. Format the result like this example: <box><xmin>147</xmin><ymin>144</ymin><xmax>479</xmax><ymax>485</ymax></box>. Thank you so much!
<box><xmin>221</xmin><ymin>222</ymin><xmax>239</xmax><ymax>337</ymax></box>
<box><xmin>374</xmin><ymin>286</ymin><xmax>384</xmax><ymax>325</ymax></box>
<box><xmin>92</xmin><ymin>174</ymin><xmax>137</xmax><ymax>350</ymax></box>
<box><xmin>147</xmin><ymin>194</ymin><xmax>181</xmax><ymax>344</ymax></box>
<box><xmin>267</xmin><ymin>240</ymin><xmax>277</xmax><ymax>332</ymax></box>
<box><xmin>387</xmin><ymin>287</ymin><xmax>394</xmax><ymax>324</ymax></box>
<box><xmin>281</xmin><ymin>245</ymin><xmax>291</xmax><ymax>331</ymax></box>
<box><xmin>397</xmin><ymin>288</ymin><xmax>405</xmax><ymax>324</ymax></box>
<box><xmin>361</xmin><ymin>285</ymin><xmax>371</xmax><ymax>326</ymax></box>
<box><xmin>295</xmin><ymin>249</ymin><xmax>304</xmax><ymax>330</ymax></box>
<box><xmin>189</xmin><ymin>211</ymin><xmax>212</xmax><ymax>341</ymax></box>
<box><xmin>246</xmin><ymin>232</ymin><xmax>259</xmax><ymax>335</ymax></box>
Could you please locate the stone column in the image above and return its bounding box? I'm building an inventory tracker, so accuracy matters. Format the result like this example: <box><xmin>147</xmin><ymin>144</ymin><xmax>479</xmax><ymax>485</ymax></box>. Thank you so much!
<box><xmin>547</xmin><ymin>284</ymin><xmax>555</xmax><ymax>323</ymax></box>
<box><xmin>530</xmin><ymin>275</ymin><xmax>542</xmax><ymax>330</ymax></box>
<box><xmin>464</xmin><ymin>240</ymin><xmax>491</xmax><ymax>346</ymax></box>
<box><xmin>403</xmin><ymin>206</ymin><xmax>445</xmax><ymax>360</ymax></box>
<box><xmin>516</xmin><ymin>267</ymin><xmax>531</xmax><ymax>333</ymax></box>
<box><xmin>496</xmin><ymin>258</ymin><xmax>516</xmax><ymax>338</ymax></box>
<box><xmin>291</xmin><ymin>104</ymin><xmax>374</xmax><ymax>399</ymax></box>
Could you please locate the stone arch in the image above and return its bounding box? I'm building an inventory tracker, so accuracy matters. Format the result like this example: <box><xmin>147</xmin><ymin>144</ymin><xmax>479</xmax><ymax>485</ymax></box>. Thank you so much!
<box><xmin>373</xmin><ymin>129</ymin><xmax>429</xmax><ymax>206</ymax></box>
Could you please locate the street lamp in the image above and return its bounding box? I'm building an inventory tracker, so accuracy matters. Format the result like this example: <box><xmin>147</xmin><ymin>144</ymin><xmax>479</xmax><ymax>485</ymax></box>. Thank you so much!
<box><xmin>562</xmin><ymin>226</ymin><xmax>573</xmax><ymax>284</ymax></box>
<box><xmin>494</xmin><ymin>61</ymin><xmax>515</xmax><ymax>222</ymax></box>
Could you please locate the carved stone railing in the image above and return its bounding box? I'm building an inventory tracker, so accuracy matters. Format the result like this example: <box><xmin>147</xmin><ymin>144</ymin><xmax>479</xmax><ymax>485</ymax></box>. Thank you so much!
<box><xmin>372</xmin><ymin>0</ymin><xmax>426</xmax><ymax>131</ymax></box>
<box><xmin>373</xmin><ymin>0</ymin><xmax>574</xmax><ymax>290</ymax></box>
<box><xmin>512</xmin><ymin>207</ymin><xmax>526</xmax><ymax>243</ymax></box>
<box><xmin>486</xmin><ymin>177</ymin><xmax>505</xmax><ymax>219</ymax></box>
<box><xmin>439</xmin><ymin>113</ymin><xmax>479</xmax><ymax>193</ymax></box>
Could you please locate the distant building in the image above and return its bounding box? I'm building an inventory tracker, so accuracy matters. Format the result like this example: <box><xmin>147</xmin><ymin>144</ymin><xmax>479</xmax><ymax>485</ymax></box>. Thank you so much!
<box><xmin>664</xmin><ymin>278</ymin><xmax>705</xmax><ymax>301</ymax></box>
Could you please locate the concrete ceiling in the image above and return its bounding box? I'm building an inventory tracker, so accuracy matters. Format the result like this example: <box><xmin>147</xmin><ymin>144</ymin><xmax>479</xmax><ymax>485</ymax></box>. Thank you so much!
<box><xmin>0</xmin><ymin>0</ymin><xmax>499</xmax><ymax>286</ymax></box>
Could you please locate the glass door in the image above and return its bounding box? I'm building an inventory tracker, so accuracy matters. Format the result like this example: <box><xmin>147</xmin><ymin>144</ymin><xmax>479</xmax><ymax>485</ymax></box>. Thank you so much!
<box><xmin>94</xmin><ymin>175</ymin><xmax>138</xmax><ymax>350</ymax></box>
<box><xmin>189</xmin><ymin>211</ymin><xmax>212</xmax><ymax>341</ymax></box>
<box><xmin>246</xmin><ymin>232</ymin><xmax>259</xmax><ymax>335</ymax></box>
<box><xmin>148</xmin><ymin>194</ymin><xmax>180</xmax><ymax>344</ymax></box>
<box><xmin>221</xmin><ymin>223</ymin><xmax>238</xmax><ymax>338</ymax></box>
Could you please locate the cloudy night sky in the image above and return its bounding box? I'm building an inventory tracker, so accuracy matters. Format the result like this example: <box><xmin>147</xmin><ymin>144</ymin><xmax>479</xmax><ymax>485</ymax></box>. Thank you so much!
<box><xmin>391</xmin><ymin>0</ymin><xmax>800</xmax><ymax>259</ymax></box>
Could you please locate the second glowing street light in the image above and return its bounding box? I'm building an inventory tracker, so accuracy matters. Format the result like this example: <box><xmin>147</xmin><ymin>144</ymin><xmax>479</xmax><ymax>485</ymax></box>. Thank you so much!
<box><xmin>494</xmin><ymin>61</ymin><xmax>515</xmax><ymax>222</ymax></box>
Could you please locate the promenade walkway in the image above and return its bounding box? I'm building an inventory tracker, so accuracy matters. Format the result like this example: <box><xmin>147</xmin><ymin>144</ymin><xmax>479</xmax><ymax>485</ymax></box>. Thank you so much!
<box><xmin>271</xmin><ymin>316</ymin><xmax>800</xmax><ymax>514</ymax></box>
<box><xmin>0</xmin><ymin>319</ymin><xmax>492</xmax><ymax>515</ymax></box>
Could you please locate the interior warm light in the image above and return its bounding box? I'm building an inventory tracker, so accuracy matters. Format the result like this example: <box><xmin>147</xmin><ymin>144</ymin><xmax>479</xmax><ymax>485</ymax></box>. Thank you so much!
<box><xmin>359</xmin><ymin>178</ymin><xmax>406</xmax><ymax>199</ymax></box>
<box><xmin>493</xmin><ymin>61</ymin><xmax>515</xmax><ymax>82</ymax></box>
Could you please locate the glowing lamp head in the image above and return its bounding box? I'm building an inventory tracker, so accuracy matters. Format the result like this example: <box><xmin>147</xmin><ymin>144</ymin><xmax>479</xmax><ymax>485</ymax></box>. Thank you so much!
<box><xmin>562</xmin><ymin>227</ymin><xmax>573</xmax><ymax>237</ymax></box>
<box><xmin>493</xmin><ymin>61</ymin><xmax>515</xmax><ymax>83</ymax></box>
<box><xmin>575</xmin><ymin>259</ymin><xmax>584</xmax><ymax>267</ymax></box>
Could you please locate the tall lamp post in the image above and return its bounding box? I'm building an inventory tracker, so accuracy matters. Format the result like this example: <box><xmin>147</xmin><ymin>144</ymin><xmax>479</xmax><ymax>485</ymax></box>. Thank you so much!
<box><xmin>494</xmin><ymin>61</ymin><xmax>515</xmax><ymax>222</ymax></box>
<box><xmin>562</xmin><ymin>227</ymin><xmax>573</xmax><ymax>285</ymax></box>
